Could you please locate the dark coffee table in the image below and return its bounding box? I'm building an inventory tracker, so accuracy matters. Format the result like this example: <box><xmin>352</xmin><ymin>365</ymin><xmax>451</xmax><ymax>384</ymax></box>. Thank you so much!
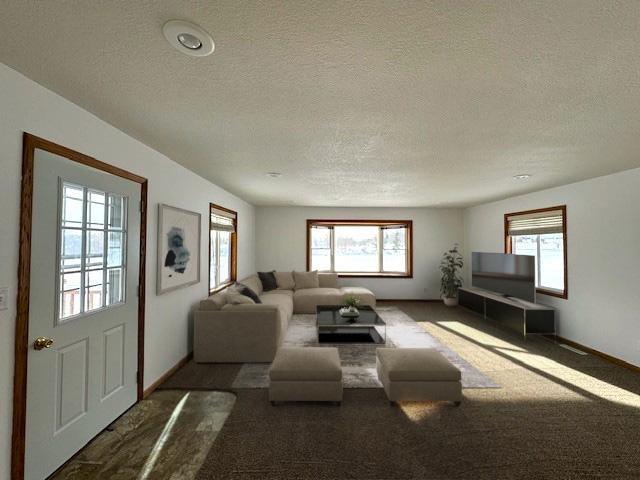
<box><xmin>316</xmin><ymin>305</ymin><xmax>386</xmax><ymax>344</ymax></box>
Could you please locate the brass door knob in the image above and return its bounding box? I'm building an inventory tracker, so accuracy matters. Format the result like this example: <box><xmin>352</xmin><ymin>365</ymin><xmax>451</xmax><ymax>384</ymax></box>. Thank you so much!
<box><xmin>33</xmin><ymin>337</ymin><xmax>54</xmax><ymax>350</ymax></box>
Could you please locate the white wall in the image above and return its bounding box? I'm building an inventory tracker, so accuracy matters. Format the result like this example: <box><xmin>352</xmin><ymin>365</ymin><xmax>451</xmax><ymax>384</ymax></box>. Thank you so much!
<box><xmin>464</xmin><ymin>168</ymin><xmax>640</xmax><ymax>367</ymax></box>
<box><xmin>0</xmin><ymin>63</ymin><xmax>255</xmax><ymax>479</ymax></box>
<box><xmin>255</xmin><ymin>207</ymin><xmax>464</xmax><ymax>299</ymax></box>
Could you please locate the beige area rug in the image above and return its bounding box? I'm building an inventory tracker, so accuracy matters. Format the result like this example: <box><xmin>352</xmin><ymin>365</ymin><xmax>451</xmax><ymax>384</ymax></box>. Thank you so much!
<box><xmin>160</xmin><ymin>306</ymin><xmax>498</xmax><ymax>390</ymax></box>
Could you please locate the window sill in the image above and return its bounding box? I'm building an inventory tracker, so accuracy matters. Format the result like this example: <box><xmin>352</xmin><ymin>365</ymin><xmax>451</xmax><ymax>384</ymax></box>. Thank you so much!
<box><xmin>537</xmin><ymin>287</ymin><xmax>567</xmax><ymax>299</ymax></box>
<box><xmin>209</xmin><ymin>281</ymin><xmax>234</xmax><ymax>295</ymax></box>
<box><xmin>336</xmin><ymin>272</ymin><xmax>412</xmax><ymax>279</ymax></box>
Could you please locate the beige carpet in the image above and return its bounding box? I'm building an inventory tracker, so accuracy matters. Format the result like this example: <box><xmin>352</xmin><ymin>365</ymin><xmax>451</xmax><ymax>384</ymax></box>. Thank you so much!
<box><xmin>194</xmin><ymin>302</ymin><xmax>640</xmax><ymax>480</ymax></box>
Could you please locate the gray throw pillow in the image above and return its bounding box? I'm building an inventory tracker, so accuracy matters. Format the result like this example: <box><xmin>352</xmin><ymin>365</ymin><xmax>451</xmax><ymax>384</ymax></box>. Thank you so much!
<box><xmin>226</xmin><ymin>293</ymin><xmax>256</xmax><ymax>305</ymax></box>
<box><xmin>235</xmin><ymin>283</ymin><xmax>262</xmax><ymax>303</ymax></box>
<box><xmin>258</xmin><ymin>271</ymin><xmax>278</xmax><ymax>291</ymax></box>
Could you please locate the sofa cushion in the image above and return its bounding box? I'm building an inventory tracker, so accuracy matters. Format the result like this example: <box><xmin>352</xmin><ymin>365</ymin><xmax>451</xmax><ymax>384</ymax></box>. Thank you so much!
<box><xmin>340</xmin><ymin>287</ymin><xmax>376</xmax><ymax>307</ymax></box>
<box><xmin>293</xmin><ymin>288</ymin><xmax>342</xmax><ymax>314</ymax></box>
<box><xmin>293</xmin><ymin>270</ymin><xmax>319</xmax><ymax>290</ymax></box>
<box><xmin>261</xmin><ymin>289</ymin><xmax>294</xmax><ymax>299</ymax></box>
<box><xmin>238</xmin><ymin>274</ymin><xmax>263</xmax><ymax>296</ymax></box>
<box><xmin>236</xmin><ymin>283</ymin><xmax>262</xmax><ymax>304</ymax></box>
<box><xmin>258</xmin><ymin>271</ymin><xmax>278</xmax><ymax>292</ymax></box>
<box><xmin>274</xmin><ymin>271</ymin><xmax>295</xmax><ymax>290</ymax></box>
<box><xmin>269</xmin><ymin>347</ymin><xmax>342</xmax><ymax>382</ymax></box>
<box><xmin>318</xmin><ymin>273</ymin><xmax>339</xmax><ymax>288</ymax></box>
<box><xmin>260</xmin><ymin>293</ymin><xmax>294</xmax><ymax>321</ymax></box>
<box><xmin>377</xmin><ymin>348</ymin><xmax>461</xmax><ymax>382</ymax></box>
<box><xmin>199</xmin><ymin>292</ymin><xmax>227</xmax><ymax>311</ymax></box>
<box><xmin>227</xmin><ymin>293</ymin><xmax>255</xmax><ymax>305</ymax></box>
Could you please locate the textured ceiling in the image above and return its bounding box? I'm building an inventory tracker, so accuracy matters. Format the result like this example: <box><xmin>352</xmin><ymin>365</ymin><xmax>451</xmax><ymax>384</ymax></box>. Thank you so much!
<box><xmin>1</xmin><ymin>1</ymin><xmax>639</xmax><ymax>207</ymax></box>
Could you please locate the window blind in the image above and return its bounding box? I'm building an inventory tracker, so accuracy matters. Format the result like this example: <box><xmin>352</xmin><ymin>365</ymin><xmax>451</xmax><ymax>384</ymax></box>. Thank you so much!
<box><xmin>210</xmin><ymin>210</ymin><xmax>235</xmax><ymax>232</ymax></box>
<box><xmin>507</xmin><ymin>209</ymin><xmax>564</xmax><ymax>236</ymax></box>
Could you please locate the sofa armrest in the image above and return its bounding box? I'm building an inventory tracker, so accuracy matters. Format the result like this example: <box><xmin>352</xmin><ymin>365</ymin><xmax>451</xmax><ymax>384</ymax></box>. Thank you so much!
<box><xmin>194</xmin><ymin>305</ymin><xmax>283</xmax><ymax>363</ymax></box>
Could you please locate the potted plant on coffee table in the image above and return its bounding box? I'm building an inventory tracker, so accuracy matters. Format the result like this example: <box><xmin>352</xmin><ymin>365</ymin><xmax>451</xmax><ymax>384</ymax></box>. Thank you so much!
<box><xmin>440</xmin><ymin>244</ymin><xmax>463</xmax><ymax>306</ymax></box>
<box><xmin>340</xmin><ymin>295</ymin><xmax>361</xmax><ymax>319</ymax></box>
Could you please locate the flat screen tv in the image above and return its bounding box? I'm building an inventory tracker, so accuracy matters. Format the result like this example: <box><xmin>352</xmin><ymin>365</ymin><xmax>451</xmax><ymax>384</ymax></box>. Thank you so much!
<box><xmin>472</xmin><ymin>252</ymin><xmax>536</xmax><ymax>302</ymax></box>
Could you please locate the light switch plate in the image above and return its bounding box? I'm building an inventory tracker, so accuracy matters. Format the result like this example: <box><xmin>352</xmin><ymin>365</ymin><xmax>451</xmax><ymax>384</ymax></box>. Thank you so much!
<box><xmin>0</xmin><ymin>287</ymin><xmax>8</xmax><ymax>311</ymax></box>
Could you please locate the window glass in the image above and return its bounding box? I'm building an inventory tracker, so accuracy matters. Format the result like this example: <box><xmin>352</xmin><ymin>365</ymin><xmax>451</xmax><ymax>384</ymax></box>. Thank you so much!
<box><xmin>218</xmin><ymin>231</ymin><xmax>231</xmax><ymax>284</ymax></box>
<box><xmin>209</xmin><ymin>230</ymin><xmax>219</xmax><ymax>291</ymax></box>
<box><xmin>539</xmin><ymin>233</ymin><xmax>564</xmax><ymax>290</ymax></box>
<box><xmin>209</xmin><ymin>205</ymin><xmax>237</xmax><ymax>291</ymax></box>
<box><xmin>57</xmin><ymin>182</ymin><xmax>127</xmax><ymax>321</ymax></box>
<box><xmin>512</xmin><ymin>235</ymin><xmax>538</xmax><ymax>285</ymax></box>
<box><xmin>308</xmin><ymin>222</ymin><xmax>411</xmax><ymax>275</ymax></box>
<box><xmin>310</xmin><ymin>228</ymin><xmax>332</xmax><ymax>271</ymax></box>
<box><xmin>382</xmin><ymin>227</ymin><xmax>406</xmax><ymax>272</ymax></box>
<box><xmin>512</xmin><ymin>233</ymin><xmax>564</xmax><ymax>292</ymax></box>
<box><xmin>334</xmin><ymin>226</ymin><xmax>379</xmax><ymax>272</ymax></box>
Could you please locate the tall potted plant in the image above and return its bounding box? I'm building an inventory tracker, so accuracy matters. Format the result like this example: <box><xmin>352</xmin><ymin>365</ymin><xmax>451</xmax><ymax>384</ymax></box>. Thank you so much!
<box><xmin>440</xmin><ymin>244</ymin><xmax>463</xmax><ymax>306</ymax></box>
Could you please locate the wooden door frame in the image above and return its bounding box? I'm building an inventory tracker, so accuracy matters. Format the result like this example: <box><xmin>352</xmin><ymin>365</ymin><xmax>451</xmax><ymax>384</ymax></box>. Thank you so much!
<box><xmin>12</xmin><ymin>133</ymin><xmax>148</xmax><ymax>479</ymax></box>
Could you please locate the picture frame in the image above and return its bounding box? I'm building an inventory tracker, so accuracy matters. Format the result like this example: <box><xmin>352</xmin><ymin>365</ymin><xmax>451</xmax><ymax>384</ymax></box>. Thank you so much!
<box><xmin>157</xmin><ymin>204</ymin><xmax>201</xmax><ymax>294</ymax></box>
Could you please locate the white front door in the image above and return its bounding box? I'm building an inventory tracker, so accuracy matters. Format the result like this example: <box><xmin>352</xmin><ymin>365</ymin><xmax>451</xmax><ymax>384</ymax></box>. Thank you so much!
<box><xmin>25</xmin><ymin>148</ymin><xmax>141</xmax><ymax>480</ymax></box>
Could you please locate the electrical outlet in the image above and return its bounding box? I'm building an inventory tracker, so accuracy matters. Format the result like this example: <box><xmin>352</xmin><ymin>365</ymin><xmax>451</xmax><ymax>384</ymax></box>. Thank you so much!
<box><xmin>0</xmin><ymin>287</ymin><xmax>8</xmax><ymax>311</ymax></box>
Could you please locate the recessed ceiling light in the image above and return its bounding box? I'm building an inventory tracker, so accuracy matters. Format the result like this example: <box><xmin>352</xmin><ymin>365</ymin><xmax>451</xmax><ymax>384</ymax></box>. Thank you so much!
<box><xmin>177</xmin><ymin>33</ymin><xmax>202</xmax><ymax>50</ymax></box>
<box><xmin>266</xmin><ymin>172</ymin><xmax>282</xmax><ymax>178</ymax></box>
<box><xmin>162</xmin><ymin>20</ymin><xmax>215</xmax><ymax>57</ymax></box>
<box><xmin>513</xmin><ymin>174</ymin><xmax>531</xmax><ymax>180</ymax></box>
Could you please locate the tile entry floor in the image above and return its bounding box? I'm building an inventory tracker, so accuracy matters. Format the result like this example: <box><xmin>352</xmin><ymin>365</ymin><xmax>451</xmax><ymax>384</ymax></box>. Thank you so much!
<box><xmin>51</xmin><ymin>390</ymin><xmax>235</xmax><ymax>479</ymax></box>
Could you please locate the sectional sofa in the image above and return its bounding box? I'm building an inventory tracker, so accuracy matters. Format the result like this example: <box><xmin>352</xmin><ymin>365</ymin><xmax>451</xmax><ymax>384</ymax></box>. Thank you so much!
<box><xmin>194</xmin><ymin>272</ymin><xmax>375</xmax><ymax>363</ymax></box>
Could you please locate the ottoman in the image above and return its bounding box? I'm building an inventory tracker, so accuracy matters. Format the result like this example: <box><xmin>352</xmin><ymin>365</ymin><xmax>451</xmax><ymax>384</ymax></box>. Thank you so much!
<box><xmin>269</xmin><ymin>347</ymin><xmax>343</xmax><ymax>405</ymax></box>
<box><xmin>376</xmin><ymin>348</ymin><xmax>462</xmax><ymax>406</ymax></box>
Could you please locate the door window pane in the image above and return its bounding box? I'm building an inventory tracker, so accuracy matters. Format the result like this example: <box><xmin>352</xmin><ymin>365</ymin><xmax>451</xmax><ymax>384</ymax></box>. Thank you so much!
<box><xmin>86</xmin><ymin>230</ymin><xmax>105</xmax><ymax>269</ymax></box>
<box><xmin>106</xmin><ymin>268</ymin><xmax>124</xmax><ymax>305</ymax></box>
<box><xmin>108</xmin><ymin>194</ymin><xmax>125</xmax><ymax>229</ymax></box>
<box><xmin>85</xmin><ymin>269</ymin><xmax>104</xmax><ymax>312</ymax></box>
<box><xmin>58</xmin><ymin>182</ymin><xmax>127</xmax><ymax>321</ymax></box>
<box><xmin>107</xmin><ymin>231</ymin><xmax>124</xmax><ymax>267</ymax></box>
<box><xmin>61</xmin><ymin>228</ymin><xmax>82</xmax><ymax>272</ymax></box>
<box><xmin>334</xmin><ymin>226</ymin><xmax>379</xmax><ymax>272</ymax></box>
<box><xmin>87</xmin><ymin>191</ymin><xmax>105</xmax><ymax>228</ymax></box>
<box><xmin>60</xmin><ymin>272</ymin><xmax>81</xmax><ymax>318</ymax></box>
<box><xmin>62</xmin><ymin>184</ymin><xmax>84</xmax><ymax>227</ymax></box>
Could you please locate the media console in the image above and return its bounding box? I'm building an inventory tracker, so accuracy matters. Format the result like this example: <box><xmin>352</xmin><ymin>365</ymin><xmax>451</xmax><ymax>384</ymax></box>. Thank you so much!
<box><xmin>458</xmin><ymin>286</ymin><xmax>555</xmax><ymax>338</ymax></box>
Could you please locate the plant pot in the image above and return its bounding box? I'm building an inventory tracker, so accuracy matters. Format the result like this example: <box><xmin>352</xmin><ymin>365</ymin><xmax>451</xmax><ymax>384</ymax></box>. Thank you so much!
<box><xmin>443</xmin><ymin>296</ymin><xmax>458</xmax><ymax>307</ymax></box>
<box><xmin>339</xmin><ymin>306</ymin><xmax>360</xmax><ymax>318</ymax></box>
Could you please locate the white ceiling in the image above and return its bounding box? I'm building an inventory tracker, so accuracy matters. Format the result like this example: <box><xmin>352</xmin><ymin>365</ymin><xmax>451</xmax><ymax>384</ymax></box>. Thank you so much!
<box><xmin>2</xmin><ymin>1</ymin><xmax>639</xmax><ymax>207</ymax></box>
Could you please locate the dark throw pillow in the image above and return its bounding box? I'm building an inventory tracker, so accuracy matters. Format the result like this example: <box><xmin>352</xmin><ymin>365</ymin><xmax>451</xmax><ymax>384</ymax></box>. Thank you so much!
<box><xmin>258</xmin><ymin>271</ymin><xmax>278</xmax><ymax>292</ymax></box>
<box><xmin>235</xmin><ymin>283</ymin><xmax>262</xmax><ymax>303</ymax></box>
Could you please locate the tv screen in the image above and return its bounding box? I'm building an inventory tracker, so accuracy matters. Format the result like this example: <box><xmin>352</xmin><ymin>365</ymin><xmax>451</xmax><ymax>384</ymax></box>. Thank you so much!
<box><xmin>472</xmin><ymin>252</ymin><xmax>536</xmax><ymax>302</ymax></box>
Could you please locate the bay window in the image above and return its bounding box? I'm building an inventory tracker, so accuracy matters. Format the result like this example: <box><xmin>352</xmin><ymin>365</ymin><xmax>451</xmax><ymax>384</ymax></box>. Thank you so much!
<box><xmin>307</xmin><ymin>220</ymin><xmax>412</xmax><ymax>277</ymax></box>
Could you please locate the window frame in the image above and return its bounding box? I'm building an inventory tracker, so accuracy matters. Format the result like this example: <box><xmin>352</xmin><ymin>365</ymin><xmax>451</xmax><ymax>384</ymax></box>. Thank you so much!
<box><xmin>209</xmin><ymin>203</ymin><xmax>238</xmax><ymax>294</ymax></box>
<box><xmin>306</xmin><ymin>219</ymin><xmax>413</xmax><ymax>278</ymax></box>
<box><xmin>504</xmin><ymin>205</ymin><xmax>568</xmax><ymax>299</ymax></box>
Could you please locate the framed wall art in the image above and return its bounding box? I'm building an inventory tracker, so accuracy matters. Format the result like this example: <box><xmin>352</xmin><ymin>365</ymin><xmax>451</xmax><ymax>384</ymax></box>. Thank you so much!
<box><xmin>157</xmin><ymin>204</ymin><xmax>201</xmax><ymax>294</ymax></box>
